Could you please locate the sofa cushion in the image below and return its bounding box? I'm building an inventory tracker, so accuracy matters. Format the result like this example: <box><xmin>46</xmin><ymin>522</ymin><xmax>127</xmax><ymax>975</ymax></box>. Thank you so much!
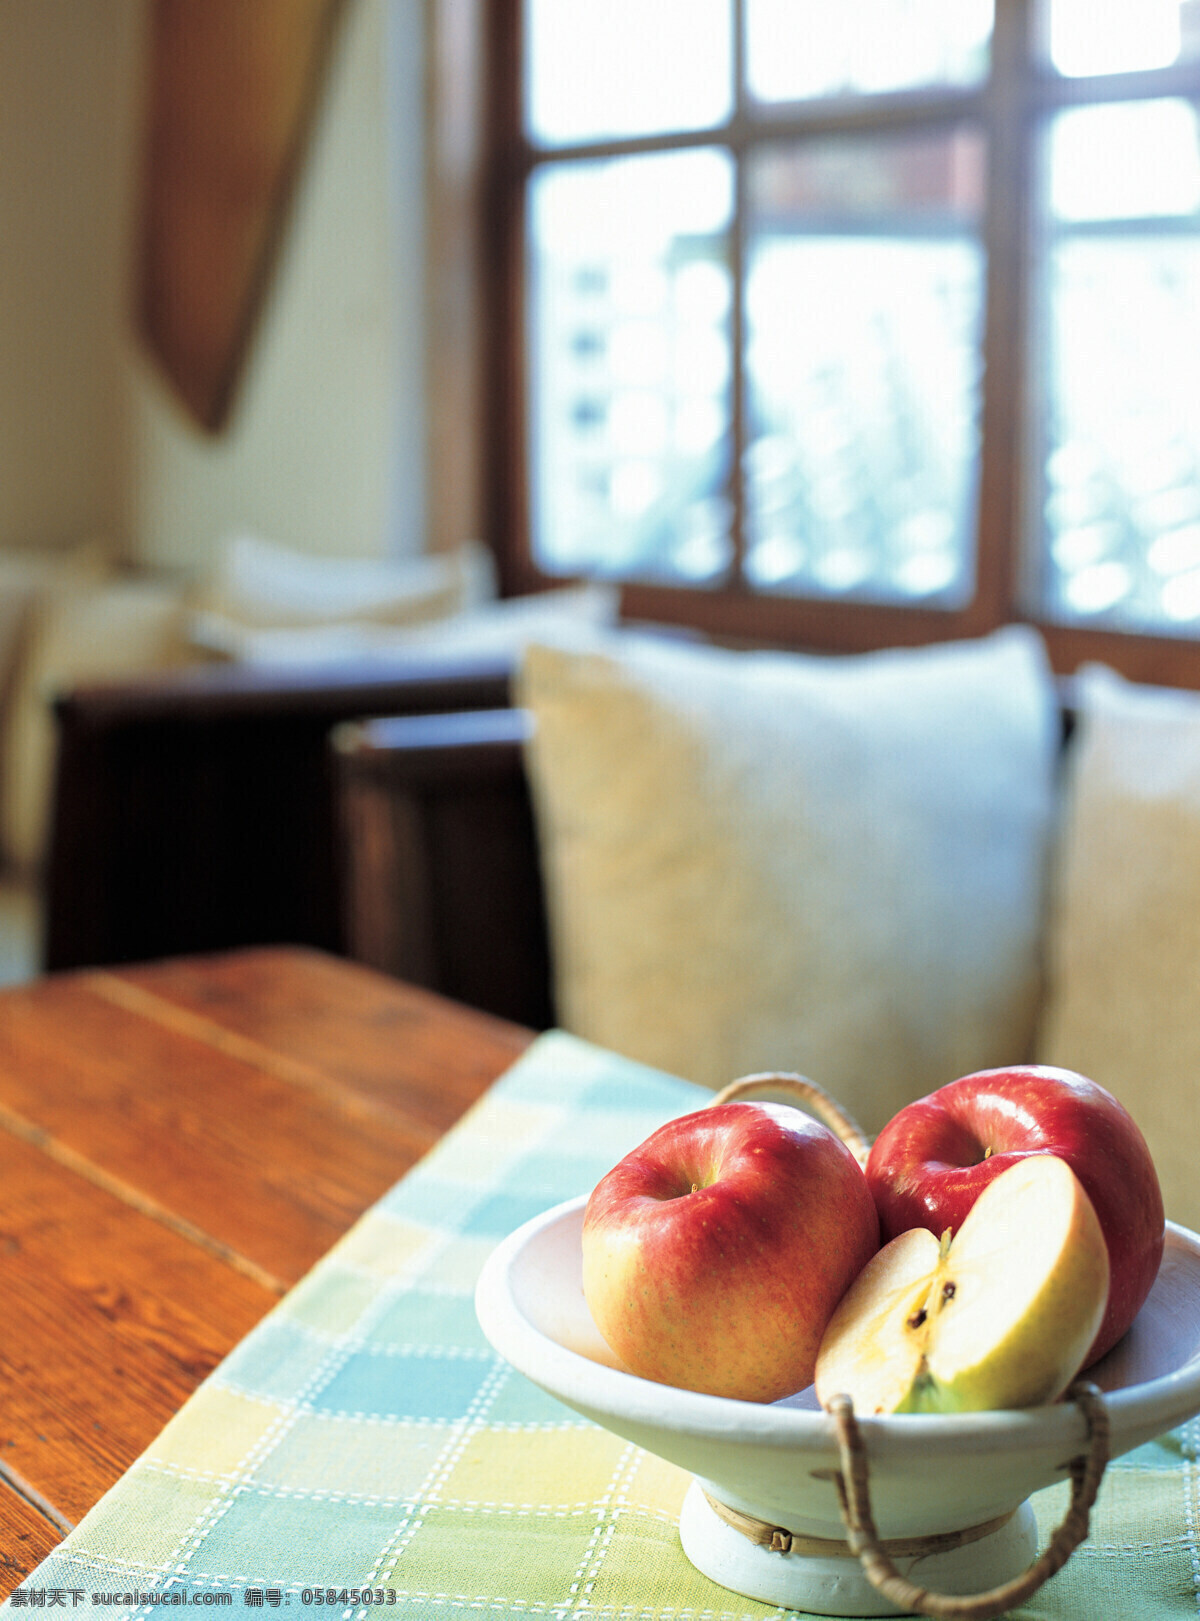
<box><xmin>0</xmin><ymin>539</ymin><xmax>113</xmax><ymax>704</ymax></box>
<box><xmin>188</xmin><ymin>534</ymin><xmax>495</xmax><ymax>654</ymax></box>
<box><xmin>518</xmin><ymin>625</ymin><xmax>1058</xmax><ymax>1132</ymax></box>
<box><xmin>0</xmin><ymin>540</ymin><xmax>117</xmax><ymax>876</ymax></box>
<box><xmin>190</xmin><ymin>582</ymin><xmax>620</xmax><ymax>667</ymax></box>
<box><xmin>1</xmin><ymin>576</ymin><xmax>191</xmax><ymax>873</ymax></box>
<box><xmin>1037</xmin><ymin>664</ymin><xmax>1200</xmax><ymax>1232</ymax></box>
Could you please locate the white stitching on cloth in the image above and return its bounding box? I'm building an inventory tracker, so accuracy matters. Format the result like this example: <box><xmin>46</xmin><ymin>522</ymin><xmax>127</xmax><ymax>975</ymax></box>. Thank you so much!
<box><xmin>559</xmin><ymin>1441</ymin><xmax>639</xmax><ymax>1616</ymax></box>
<box><xmin>1181</xmin><ymin>1415</ymin><xmax>1200</xmax><ymax>1617</ymax></box>
<box><xmin>368</xmin><ymin>1356</ymin><xmax>514</xmax><ymax>1591</ymax></box>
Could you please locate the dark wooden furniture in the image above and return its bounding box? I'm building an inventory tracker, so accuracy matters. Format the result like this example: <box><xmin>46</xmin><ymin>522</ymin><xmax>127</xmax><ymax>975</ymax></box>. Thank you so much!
<box><xmin>0</xmin><ymin>945</ymin><xmax>531</xmax><ymax>1597</ymax></box>
<box><xmin>333</xmin><ymin>708</ymin><xmax>547</xmax><ymax>1029</ymax></box>
<box><xmin>44</xmin><ymin>653</ymin><xmax>517</xmax><ymax>975</ymax></box>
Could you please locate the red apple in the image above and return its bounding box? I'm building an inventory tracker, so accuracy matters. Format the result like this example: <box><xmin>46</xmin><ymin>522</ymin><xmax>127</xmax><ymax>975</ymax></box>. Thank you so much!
<box><xmin>865</xmin><ymin>1065</ymin><xmax>1164</xmax><ymax>1366</ymax></box>
<box><xmin>582</xmin><ymin>1101</ymin><xmax>879</xmax><ymax>1403</ymax></box>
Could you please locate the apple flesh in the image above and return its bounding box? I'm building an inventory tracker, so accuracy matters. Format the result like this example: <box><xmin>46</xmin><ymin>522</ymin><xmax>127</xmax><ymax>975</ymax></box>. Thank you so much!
<box><xmin>865</xmin><ymin>1065</ymin><xmax>1164</xmax><ymax>1366</ymax></box>
<box><xmin>815</xmin><ymin>1154</ymin><xmax>1110</xmax><ymax>1414</ymax></box>
<box><xmin>582</xmin><ymin>1101</ymin><xmax>879</xmax><ymax>1403</ymax></box>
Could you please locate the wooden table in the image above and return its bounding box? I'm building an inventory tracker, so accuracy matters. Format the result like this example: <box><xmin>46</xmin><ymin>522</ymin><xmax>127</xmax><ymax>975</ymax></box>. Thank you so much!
<box><xmin>0</xmin><ymin>946</ymin><xmax>531</xmax><ymax>1598</ymax></box>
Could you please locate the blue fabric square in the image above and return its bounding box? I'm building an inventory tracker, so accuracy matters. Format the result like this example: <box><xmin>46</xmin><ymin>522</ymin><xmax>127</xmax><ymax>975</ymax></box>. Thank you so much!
<box><xmin>458</xmin><ymin>1189</ymin><xmax>562</xmax><ymax>1237</ymax></box>
<box><xmin>314</xmin><ymin>1349</ymin><xmax>495</xmax><ymax>1421</ymax></box>
<box><xmin>578</xmin><ymin>1070</ymin><xmax>700</xmax><ymax>1112</ymax></box>
<box><xmin>186</xmin><ymin>1490</ymin><xmax>403</xmax><ymax>1586</ymax></box>
<box><xmin>485</xmin><ymin>1368</ymin><xmax>583</xmax><ymax>1426</ymax></box>
<box><xmin>498</xmin><ymin>1149</ymin><xmax>598</xmax><ymax>1204</ymax></box>
<box><xmin>214</xmin><ymin>1319</ymin><xmax>336</xmax><ymax>1403</ymax></box>
<box><xmin>379</xmin><ymin>1174</ymin><xmax>471</xmax><ymax>1228</ymax></box>
<box><xmin>371</xmin><ymin>1288</ymin><xmax>490</xmax><ymax>1352</ymax></box>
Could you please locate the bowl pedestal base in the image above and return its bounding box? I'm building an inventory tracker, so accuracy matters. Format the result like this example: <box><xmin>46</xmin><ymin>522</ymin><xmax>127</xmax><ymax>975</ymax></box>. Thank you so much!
<box><xmin>678</xmin><ymin>1479</ymin><xmax>1039</xmax><ymax>1617</ymax></box>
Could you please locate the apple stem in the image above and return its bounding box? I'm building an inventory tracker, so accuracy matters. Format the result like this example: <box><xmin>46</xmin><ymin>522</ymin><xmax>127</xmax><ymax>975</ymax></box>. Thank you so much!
<box><xmin>709</xmin><ymin>1072</ymin><xmax>872</xmax><ymax>1168</ymax></box>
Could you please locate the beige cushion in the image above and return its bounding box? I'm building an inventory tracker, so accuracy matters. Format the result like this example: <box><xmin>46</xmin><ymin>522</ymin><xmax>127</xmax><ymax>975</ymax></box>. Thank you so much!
<box><xmin>518</xmin><ymin>625</ymin><xmax>1058</xmax><ymax>1132</ymax></box>
<box><xmin>1</xmin><ymin>577</ymin><xmax>190</xmax><ymax>873</ymax></box>
<box><xmin>1037</xmin><ymin>664</ymin><xmax>1200</xmax><ymax>1232</ymax></box>
<box><xmin>189</xmin><ymin>534</ymin><xmax>495</xmax><ymax>653</ymax></box>
<box><xmin>0</xmin><ymin>539</ymin><xmax>113</xmax><ymax>705</ymax></box>
<box><xmin>0</xmin><ymin>539</ymin><xmax>117</xmax><ymax>876</ymax></box>
<box><xmin>189</xmin><ymin>582</ymin><xmax>620</xmax><ymax>668</ymax></box>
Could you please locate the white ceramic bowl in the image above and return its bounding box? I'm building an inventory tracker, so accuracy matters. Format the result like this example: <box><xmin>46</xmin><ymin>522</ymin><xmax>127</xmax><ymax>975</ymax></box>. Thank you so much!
<box><xmin>476</xmin><ymin>1196</ymin><xmax>1200</xmax><ymax>1617</ymax></box>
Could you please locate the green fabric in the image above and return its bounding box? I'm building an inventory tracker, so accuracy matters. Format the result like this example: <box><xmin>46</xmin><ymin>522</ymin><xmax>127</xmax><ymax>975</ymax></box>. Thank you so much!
<box><xmin>7</xmin><ymin>1032</ymin><xmax>1199</xmax><ymax>1619</ymax></box>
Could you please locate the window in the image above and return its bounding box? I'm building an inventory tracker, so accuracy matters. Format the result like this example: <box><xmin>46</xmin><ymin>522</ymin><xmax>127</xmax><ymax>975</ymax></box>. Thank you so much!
<box><xmin>464</xmin><ymin>0</ymin><xmax>1200</xmax><ymax>684</ymax></box>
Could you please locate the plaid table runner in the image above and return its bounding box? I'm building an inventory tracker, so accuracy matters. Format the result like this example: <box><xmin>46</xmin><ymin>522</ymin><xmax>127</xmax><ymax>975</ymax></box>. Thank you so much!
<box><xmin>7</xmin><ymin>1031</ymin><xmax>1199</xmax><ymax>1619</ymax></box>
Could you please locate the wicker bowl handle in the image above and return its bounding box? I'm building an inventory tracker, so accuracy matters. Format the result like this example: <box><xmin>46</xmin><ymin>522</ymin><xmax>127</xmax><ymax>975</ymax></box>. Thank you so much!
<box><xmin>710</xmin><ymin>1071</ymin><xmax>872</xmax><ymax>1168</ymax></box>
<box><xmin>827</xmin><ymin>1380</ymin><xmax>1109</xmax><ymax>1619</ymax></box>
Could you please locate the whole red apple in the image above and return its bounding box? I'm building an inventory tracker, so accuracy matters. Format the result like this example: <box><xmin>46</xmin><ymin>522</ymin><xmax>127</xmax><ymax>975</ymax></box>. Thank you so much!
<box><xmin>865</xmin><ymin>1065</ymin><xmax>1164</xmax><ymax>1366</ymax></box>
<box><xmin>582</xmin><ymin>1101</ymin><xmax>879</xmax><ymax>1403</ymax></box>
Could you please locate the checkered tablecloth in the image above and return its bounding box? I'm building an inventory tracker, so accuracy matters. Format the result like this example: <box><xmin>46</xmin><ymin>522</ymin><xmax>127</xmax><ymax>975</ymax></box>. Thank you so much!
<box><xmin>7</xmin><ymin>1031</ymin><xmax>1199</xmax><ymax>1619</ymax></box>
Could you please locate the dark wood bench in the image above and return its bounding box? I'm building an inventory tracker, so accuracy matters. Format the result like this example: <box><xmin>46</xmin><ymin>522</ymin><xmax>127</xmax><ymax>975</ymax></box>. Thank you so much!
<box><xmin>44</xmin><ymin>654</ymin><xmax>519</xmax><ymax>974</ymax></box>
<box><xmin>333</xmin><ymin>707</ymin><xmax>551</xmax><ymax>1030</ymax></box>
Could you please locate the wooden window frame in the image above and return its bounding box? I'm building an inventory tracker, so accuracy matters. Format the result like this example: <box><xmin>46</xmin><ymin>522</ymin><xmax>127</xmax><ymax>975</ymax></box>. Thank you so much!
<box><xmin>431</xmin><ymin>0</ymin><xmax>1200</xmax><ymax>688</ymax></box>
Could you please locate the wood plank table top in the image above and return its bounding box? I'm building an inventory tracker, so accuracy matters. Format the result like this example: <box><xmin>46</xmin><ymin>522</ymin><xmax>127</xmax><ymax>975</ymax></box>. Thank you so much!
<box><xmin>0</xmin><ymin>946</ymin><xmax>532</xmax><ymax>1598</ymax></box>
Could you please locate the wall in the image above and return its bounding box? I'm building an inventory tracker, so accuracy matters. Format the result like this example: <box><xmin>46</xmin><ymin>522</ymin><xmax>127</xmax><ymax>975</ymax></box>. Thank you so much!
<box><xmin>129</xmin><ymin>0</ymin><xmax>428</xmax><ymax>566</ymax></box>
<box><xmin>0</xmin><ymin>0</ymin><xmax>426</xmax><ymax>568</ymax></box>
<box><xmin>0</xmin><ymin>0</ymin><xmax>133</xmax><ymax>552</ymax></box>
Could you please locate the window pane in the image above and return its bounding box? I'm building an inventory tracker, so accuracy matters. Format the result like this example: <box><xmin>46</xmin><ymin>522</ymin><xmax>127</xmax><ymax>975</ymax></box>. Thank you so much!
<box><xmin>525</xmin><ymin>0</ymin><xmax>733</xmax><ymax>146</ymax></box>
<box><xmin>1045</xmin><ymin>0</ymin><xmax>1200</xmax><ymax>78</ymax></box>
<box><xmin>744</xmin><ymin>129</ymin><xmax>985</xmax><ymax>606</ymax></box>
<box><xmin>528</xmin><ymin>150</ymin><xmax>735</xmax><ymax>584</ymax></box>
<box><xmin>746</xmin><ymin>0</ymin><xmax>992</xmax><ymax>103</ymax></box>
<box><xmin>1032</xmin><ymin>101</ymin><xmax>1200</xmax><ymax>631</ymax></box>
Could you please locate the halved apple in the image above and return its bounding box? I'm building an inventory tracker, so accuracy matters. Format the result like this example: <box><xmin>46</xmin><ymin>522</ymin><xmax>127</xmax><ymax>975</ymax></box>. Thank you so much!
<box><xmin>814</xmin><ymin>1154</ymin><xmax>1110</xmax><ymax>1414</ymax></box>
